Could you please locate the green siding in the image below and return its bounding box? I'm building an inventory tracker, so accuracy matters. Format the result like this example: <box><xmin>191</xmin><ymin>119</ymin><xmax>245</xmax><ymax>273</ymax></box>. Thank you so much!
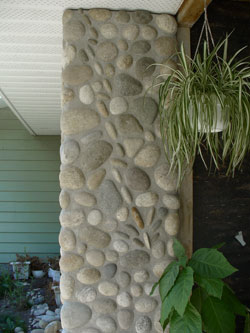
<box><xmin>0</xmin><ymin>107</ymin><xmax>61</xmax><ymax>263</ymax></box>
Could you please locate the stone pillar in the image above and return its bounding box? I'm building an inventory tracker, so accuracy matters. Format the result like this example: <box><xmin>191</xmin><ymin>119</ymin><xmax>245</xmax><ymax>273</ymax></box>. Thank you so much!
<box><xmin>60</xmin><ymin>8</ymin><xmax>180</xmax><ymax>333</ymax></box>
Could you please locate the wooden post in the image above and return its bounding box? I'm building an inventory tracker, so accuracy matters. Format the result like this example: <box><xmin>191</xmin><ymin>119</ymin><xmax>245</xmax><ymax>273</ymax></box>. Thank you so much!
<box><xmin>177</xmin><ymin>0</ymin><xmax>213</xmax><ymax>28</ymax></box>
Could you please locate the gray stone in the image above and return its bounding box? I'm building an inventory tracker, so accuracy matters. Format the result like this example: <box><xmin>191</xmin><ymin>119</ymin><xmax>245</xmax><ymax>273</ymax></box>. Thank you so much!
<box><xmin>62</xmin><ymin>9</ymin><xmax>73</xmax><ymax>24</ymax></box>
<box><xmin>60</xmin><ymin>140</ymin><xmax>80</xmax><ymax>165</ymax></box>
<box><xmin>77</xmin><ymin>268</ymin><xmax>101</xmax><ymax>284</ymax></box>
<box><xmin>135</xmin><ymin>316</ymin><xmax>152</xmax><ymax>333</ymax></box>
<box><xmin>62</xmin><ymin>87</ymin><xmax>74</xmax><ymax>105</ymax></box>
<box><xmin>87</xmin><ymin>209</ymin><xmax>102</xmax><ymax>226</ymax></box>
<box><xmin>77</xmin><ymin>286</ymin><xmax>97</xmax><ymax>303</ymax></box>
<box><xmin>146</xmin><ymin>207</ymin><xmax>155</xmax><ymax>226</ymax></box>
<box><xmin>60</xmin><ymin>274</ymin><xmax>75</xmax><ymax>299</ymax></box>
<box><xmin>59</xmin><ymin>190</ymin><xmax>70</xmax><ymax>209</ymax></box>
<box><xmin>63</xmin><ymin>21</ymin><xmax>85</xmax><ymax>41</ymax></box>
<box><xmin>94</xmin><ymin>62</ymin><xmax>103</xmax><ymax>75</ymax></box>
<box><xmin>154</xmin><ymin>36</ymin><xmax>177</xmax><ymax>57</ymax></box>
<box><xmin>59</xmin><ymin>228</ymin><xmax>76</xmax><ymax>251</ymax></box>
<box><xmin>97</xmin><ymin>101</ymin><xmax>109</xmax><ymax>118</ymax></box>
<box><xmin>102</xmin><ymin>219</ymin><xmax>118</xmax><ymax>232</ymax></box>
<box><xmin>135</xmin><ymin>297</ymin><xmax>158</xmax><ymax>313</ymax></box>
<box><xmin>121</xmin><ymin>186</ymin><xmax>133</xmax><ymax>204</ymax></box>
<box><xmin>105</xmin><ymin>122</ymin><xmax>117</xmax><ymax>140</ymax></box>
<box><xmin>131</xmin><ymin>41</ymin><xmax>151</xmax><ymax>54</ymax></box>
<box><xmin>106</xmin><ymin>250</ymin><xmax>119</xmax><ymax>262</ymax></box>
<box><xmin>61</xmin><ymin>302</ymin><xmax>92</xmax><ymax>329</ymax></box>
<box><xmin>92</xmin><ymin>81</ymin><xmax>103</xmax><ymax>92</ymax></box>
<box><xmin>62</xmin><ymin>65</ymin><xmax>93</xmax><ymax>85</ymax></box>
<box><xmin>61</xmin><ymin>108</ymin><xmax>100</xmax><ymax>135</ymax></box>
<box><xmin>110</xmin><ymin>158</ymin><xmax>127</xmax><ymax>168</ymax></box>
<box><xmin>159</xmin><ymin>59</ymin><xmax>178</xmax><ymax>76</ymax></box>
<box><xmin>117</xmin><ymin>271</ymin><xmax>131</xmax><ymax>288</ymax></box>
<box><xmin>112</xmin><ymin>168</ymin><xmax>122</xmax><ymax>183</ymax></box>
<box><xmin>117</xmin><ymin>54</ymin><xmax>133</xmax><ymax>69</ymax></box>
<box><xmin>117</xmin><ymin>39</ymin><xmax>128</xmax><ymax>50</ymax></box>
<box><xmin>115</xmin><ymin>74</ymin><xmax>143</xmax><ymax>96</ymax></box>
<box><xmin>63</xmin><ymin>44</ymin><xmax>76</xmax><ymax>67</ymax></box>
<box><xmin>156</xmin><ymin>14</ymin><xmax>178</xmax><ymax>35</ymax></box>
<box><xmin>124</xmin><ymin>139</ymin><xmax>144</xmax><ymax>158</ymax></box>
<box><xmin>114</xmin><ymin>231</ymin><xmax>129</xmax><ymax>239</ymax></box>
<box><xmin>93</xmin><ymin>299</ymin><xmax>117</xmax><ymax>314</ymax></box>
<box><xmin>131</xmin><ymin>207</ymin><xmax>144</xmax><ymax>229</ymax></box>
<box><xmin>132</xmin><ymin>10</ymin><xmax>152</xmax><ymax>24</ymax></box>
<box><xmin>89</xmin><ymin>9</ymin><xmax>112</xmax><ymax>22</ymax></box>
<box><xmin>81</xmin><ymin>140</ymin><xmax>112</xmax><ymax>172</ymax></box>
<box><xmin>125</xmin><ymin>167</ymin><xmax>150</xmax><ymax>191</ymax></box>
<box><xmin>134</xmin><ymin>144</ymin><xmax>160</xmax><ymax>168</ymax></box>
<box><xmin>131</xmin><ymin>97</ymin><xmax>158</xmax><ymax>125</ymax></box>
<box><xmin>103</xmin><ymin>79</ymin><xmax>112</xmax><ymax>93</ymax></box>
<box><xmin>79</xmin><ymin>225</ymin><xmax>111</xmax><ymax>249</ymax></box>
<box><xmin>79</xmin><ymin>49</ymin><xmax>89</xmax><ymax>62</ymax></box>
<box><xmin>59</xmin><ymin>209</ymin><xmax>85</xmax><ymax>227</ymax></box>
<box><xmin>96</xmin><ymin>42</ymin><xmax>118</xmax><ymax>62</ymax></box>
<box><xmin>116</xmin><ymin>207</ymin><xmax>129</xmax><ymax>221</ymax></box>
<box><xmin>153</xmin><ymin>261</ymin><xmax>172</xmax><ymax>278</ymax></box>
<box><xmin>131</xmin><ymin>284</ymin><xmax>143</xmax><ymax>297</ymax></box>
<box><xmin>136</xmin><ymin>192</ymin><xmax>159</xmax><ymax>207</ymax></box>
<box><xmin>115</xmin><ymin>114</ymin><xmax>143</xmax><ymax>136</ymax></box>
<box><xmin>77</xmin><ymin>242</ymin><xmax>87</xmax><ymax>255</ymax></box>
<box><xmin>86</xmin><ymin>250</ymin><xmax>105</xmax><ymax>267</ymax></box>
<box><xmin>81</xmin><ymin>131</ymin><xmax>103</xmax><ymax>144</ymax></box>
<box><xmin>44</xmin><ymin>321</ymin><xmax>61</xmax><ymax>333</ymax></box>
<box><xmin>98</xmin><ymin>180</ymin><xmax>122</xmax><ymax>215</ymax></box>
<box><xmin>120</xmin><ymin>250</ymin><xmax>150</xmax><ymax>269</ymax></box>
<box><xmin>122</xmin><ymin>24</ymin><xmax>139</xmax><ymax>40</ymax></box>
<box><xmin>82</xmin><ymin>329</ymin><xmax>101</xmax><ymax>333</ymax></box>
<box><xmin>125</xmin><ymin>224</ymin><xmax>139</xmax><ymax>236</ymax></box>
<box><xmin>115</xmin><ymin>10</ymin><xmax>130</xmax><ymax>23</ymax></box>
<box><xmin>165</xmin><ymin>213</ymin><xmax>180</xmax><ymax>236</ymax></box>
<box><xmin>141</xmin><ymin>25</ymin><xmax>157</xmax><ymax>40</ymax></box>
<box><xmin>158</xmin><ymin>207</ymin><xmax>168</xmax><ymax>218</ymax></box>
<box><xmin>74</xmin><ymin>191</ymin><xmax>96</xmax><ymax>207</ymax></box>
<box><xmin>117</xmin><ymin>310</ymin><xmax>134</xmax><ymax>329</ymax></box>
<box><xmin>90</xmin><ymin>27</ymin><xmax>98</xmax><ymax>39</ymax></box>
<box><xmin>154</xmin><ymin>163</ymin><xmax>177</xmax><ymax>191</ymax></box>
<box><xmin>113</xmin><ymin>240</ymin><xmax>129</xmax><ymax>253</ymax></box>
<box><xmin>98</xmin><ymin>281</ymin><xmax>119</xmax><ymax>296</ymax></box>
<box><xmin>167</xmin><ymin>239</ymin><xmax>175</xmax><ymax>257</ymax></box>
<box><xmin>134</xmin><ymin>270</ymin><xmax>149</xmax><ymax>283</ymax></box>
<box><xmin>96</xmin><ymin>316</ymin><xmax>117</xmax><ymax>333</ymax></box>
<box><xmin>87</xmin><ymin>168</ymin><xmax>106</xmax><ymax>190</ymax></box>
<box><xmin>104</xmin><ymin>64</ymin><xmax>115</xmax><ymax>77</ymax></box>
<box><xmin>117</xmin><ymin>292</ymin><xmax>132</xmax><ymax>307</ymax></box>
<box><xmin>103</xmin><ymin>263</ymin><xmax>117</xmax><ymax>279</ymax></box>
<box><xmin>135</xmin><ymin>57</ymin><xmax>155</xmax><ymax>79</ymax></box>
<box><xmin>79</xmin><ymin>84</ymin><xmax>95</xmax><ymax>105</ymax></box>
<box><xmin>163</xmin><ymin>194</ymin><xmax>180</xmax><ymax>210</ymax></box>
<box><xmin>152</xmin><ymin>240</ymin><xmax>166</xmax><ymax>259</ymax></box>
<box><xmin>59</xmin><ymin>166</ymin><xmax>85</xmax><ymax>190</ymax></box>
<box><xmin>100</xmin><ymin>23</ymin><xmax>118</xmax><ymax>39</ymax></box>
<box><xmin>110</xmin><ymin>97</ymin><xmax>128</xmax><ymax>115</ymax></box>
<box><xmin>59</xmin><ymin>253</ymin><xmax>84</xmax><ymax>272</ymax></box>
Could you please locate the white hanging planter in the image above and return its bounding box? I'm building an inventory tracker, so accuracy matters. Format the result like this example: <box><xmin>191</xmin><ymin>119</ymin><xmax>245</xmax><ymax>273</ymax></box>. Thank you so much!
<box><xmin>32</xmin><ymin>270</ymin><xmax>45</xmax><ymax>278</ymax></box>
<box><xmin>10</xmin><ymin>261</ymin><xmax>30</xmax><ymax>280</ymax></box>
<box><xmin>48</xmin><ymin>267</ymin><xmax>60</xmax><ymax>282</ymax></box>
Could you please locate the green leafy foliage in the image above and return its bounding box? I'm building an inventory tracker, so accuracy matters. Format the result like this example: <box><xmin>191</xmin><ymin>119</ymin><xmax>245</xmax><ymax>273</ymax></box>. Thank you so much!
<box><xmin>195</xmin><ymin>274</ymin><xmax>224</xmax><ymax>298</ymax></box>
<box><xmin>170</xmin><ymin>302</ymin><xmax>202</xmax><ymax>333</ymax></box>
<box><xmin>159</xmin><ymin>264</ymin><xmax>179</xmax><ymax>302</ymax></box>
<box><xmin>244</xmin><ymin>313</ymin><xmax>250</xmax><ymax>333</ymax></box>
<box><xmin>0</xmin><ymin>314</ymin><xmax>26</xmax><ymax>333</ymax></box>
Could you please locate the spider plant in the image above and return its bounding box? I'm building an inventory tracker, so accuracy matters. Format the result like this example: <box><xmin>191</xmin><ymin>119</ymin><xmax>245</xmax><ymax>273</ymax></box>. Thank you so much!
<box><xmin>158</xmin><ymin>36</ymin><xmax>250</xmax><ymax>186</ymax></box>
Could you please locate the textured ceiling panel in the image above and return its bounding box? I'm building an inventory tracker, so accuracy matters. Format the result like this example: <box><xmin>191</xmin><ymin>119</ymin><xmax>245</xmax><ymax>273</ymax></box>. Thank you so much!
<box><xmin>0</xmin><ymin>0</ymin><xmax>184</xmax><ymax>135</ymax></box>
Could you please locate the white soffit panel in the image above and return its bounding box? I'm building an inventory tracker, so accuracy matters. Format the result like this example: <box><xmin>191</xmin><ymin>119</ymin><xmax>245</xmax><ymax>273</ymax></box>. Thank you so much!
<box><xmin>0</xmin><ymin>0</ymin><xmax>184</xmax><ymax>135</ymax></box>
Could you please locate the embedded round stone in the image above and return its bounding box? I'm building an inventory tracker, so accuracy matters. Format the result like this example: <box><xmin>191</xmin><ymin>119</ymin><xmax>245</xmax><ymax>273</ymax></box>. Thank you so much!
<box><xmin>61</xmin><ymin>108</ymin><xmax>100</xmax><ymax>135</ymax></box>
<box><xmin>167</xmin><ymin>239</ymin><xmax>175</xmax><ymax>257</ymax></box>
<box><xmin>159</xmin><ymin>59</ymin><xmax>178</xmax><ymax>76</ymax></box>
<box><xmin>77</xmin><ymin>286</ymin><xmax>97</xmax><ymax>303</ymax></box>
<box><xmin>63</xmin><ymin>21</ymin><xmax>85</xmax><ymax>41</ymax></box>
<box><xmin>62</xmin><ymin>65</ymin><xmax>93</xmax><ymax>85</ymax></box>
<box><xmin>63</xmin><ymin>44</ymin><xmax>76</xmax><ymax>67</ymax></box>
<box><xmin>132</xmin><ymin>97</ymin><xmax>157</xmax><ymax>125</ymax></box>
<box><xmin>74</xmin><ymin>191</ymin><xmax>96</xmax><ymax>207</ymax></box>
<box><xmin>135</xmin><ymin>297</ymin><xmax>158</xmax><ymax>313</ymax></box>
<box><xmin>110</xmin><ymin>97</ymin><xmax>128</xmax><ymax>115</ymax></box>
<box><xmin>96</xmin><ymin>316</ymin><xmax>117</xmax><ymax>333</ymax></box>
<box><xmin>104</xmin><ymin>64</ymin><xmax>115</xmax><ymax>77</ymax></box>
<box><xmin>62</xmin><ymin>87</ymin><xmax>74</xmax><ymax>105</ymax></box>
<box><xmin>98</xmin><ymin>281</ymin><xmax>119</xmax><ymax>296</ymax></box>
<box><xmin>59</xmin><ymin>209</ymin><xmax>85</xmax><ymax>227</ymax></box>
<box><xmin>116</xmin><ymin>207</ymin><xmax>129</xmax><ymax>222</ymax></box>
<box><xmin>152</xmin><ymin>240</ymin><xmax>166</xmax><ymax>259</ymax></box>
<box><xmin>131</xmin><ymin>41</ymin><xmax>151</xmax><ymax>54</ymax></box>
<box><xmin>105</xmin><ymin>122</ymin><xmax>117</xmax><ymax>140</ymax></box>
<box><xmin>88</xmin><ymin>8</ymin><xmax>111</xmax><ymax>21</ymax></box>
<box><xmin>165</xmin><ymin>213</ymin><xmax>180</xmax><ymax>236</ymax></box>
<box><xmin>79</xmin><ymin>84</ymin><xmax>95</xmax><ymax>105</ymax></box>
<box><xmin>98</xmin><ymin>180</ymin><xmax>122</xmax><ymax>215</ymax></box>
<box><xmin>87</xmin><ymin>169</ymin><xmax>106</xmax><ymax>190</ymax></box>
<box><xmin>103</xmin><ymin>263</ymin><xmax>117</xmax><ymax>279</ymax></box>
<box><xmin>92</xmin><ymin>81</ymin><xmax>103</xmax><ymax>92</ymax></box>
<box><xmin>59</xmin><ymin>167</ymin><xmax>85</xmax><ymax>190</ymax></box>
<box><xmin>81</xmin><ymin>131</ymin><xmax>103</xmax><ymax>144</ymax></box>
<box><xmin>163</xmin><ymin>194</ymin><xmax>180</xmax><ymax>210</ymax></box>
<box><xmin>59</xmin><ymin>228</ymin><xmax>76</xmax><ymax>251</ymax></box>
<box><xmin>118</xmin><ymin>310</ymin><xmax>134</xmax><ymax>330</ymax></box>
<box><xmin>121</xmin><ymin>186</ymin><xmax>133</xmax><ymax>204</ymax></box>
<box><xmin>86</xmin><ymin>250</ymin><xmax>105</xmax><ymax>267</ymax></box>
<box><xmin>63</xmin><ymin>9</ymin><xmax>73</xmax><ymax>24</ymax></box>
<box><xmin>136</xmin><ymin>192</ymin><xmax>159</xmax><ymax>207</ymax></box>
<box><xmin>79</xmin><ymin>225</ymin><xmax>111</xmax><ymax>249</ymax></box>
<box><xmin>131</xmin><ymin>207</ymin><xmax>144</xmax><ymax>229</ymax></box>
<box><xmin>117</xmin><ymin>271</ymin><xmax>131</xmax><ymax>288</ymax></box>
<box><xmin>77</xmin><ymin>242</ymin><xmax>87</xmax><ymax>255</ymax></box>
<box><xmin>136</xmin><ymin>57</ymin><xmax>155</xmax><ymax>79</ymax></box>
<box><xmin>134</xmin><ymin>270</ymin><xmax>149</xmax><ymax>283</ymax></box>
<box><xmin>100</xmin><ymin>23</ymin><xmax>118</xmax><ymax>39</ymax></box>
<box><xmin>132</xmin><ymin>10</ymin><xmax>152</xmax><ymax>24</ymax></box>
<box><xmin>93</xmin><ymin>299</ymin><xmax>117</xmax><ymax>314</ymax></box>
<box><xmin>117</xmin><ymin>292</ymin><xmax>132</xmax><ymax>307</ymax></box>
<box><xmin>153</xmin><ymin>261</ymin><xmax>171</xmax><ymax>278</ymax></box>
<box><xmin>106</xmin><ymin>250</ymin><xmax>119</xmax><ymax>262</ymax></box>
<box><xmin>154</xmin><ymin>36</ymin><xmax>177</xmax><ymax>57</ymax></box>
<box><xmin>131</xmin><ymin>284</ymin><xmax>143</xmax><ymax>297</ymax></box>
<box><xmin>115</xmin><ymin>114</ymin><xmax>143</xmax><ymax>136</ymax></box>
<box><xmin>117</xmin><ymin>54</ymin><xmax>133</xmax><ymax>69</ymax></box>
<box><xmin>115</xmin><ymin>10</ymin><xmax>130</xmax><ymax>23</ymax></box>
<box><xmin>135</xmin><ymin>144</ymin><xmax>160</xmax><ymax>168</ymax></box>
<box><xmin>87</xmin><ymin>209</ymin><xmax>102</xmax><ymax>226</ymax></box>
<box><xmin>77</xmin><ymin>268</ymin><xmax>101</xmax><ymax>284</ymax></box>
<box><xmin>145</xmin><ymin>131</ymin><xmax>155</xmax><ymax>141</ymax></box>
<box><xmin>141</xmin><ymin>25</ymin><xmax>157</xmax><ymax>40</ymax></box>
<box><xmin>154</xmin><ymin>163</ymin><xmax>177</xmax><ymax>191</ymax></box>
<box><xmin>59</xmin><ymin>190</ymin><xmax>70</xmax><ymax>209</ymax></box>
<box><xmin>115</xmin><ymin>74</ymin><xmax>143</xmax><ymax>96</ymax></box>
<box><xmin>96</xmin><ymin>42</ymin><xmax>118</xmax><ymax>62</ymax></box>
<box><xmin>120</xmin><ymin>250</ymin><xmax>150</xmax><ymax>269</ymax></box>
<box><xmin>156</xmin><ymin>14</ymin><xmax>178</xmax><ymax>35</ymax></box>
<box><xmin>60</xmin><ymin>254</ymin><xmax>84</xmax><ymax>272</ymax></box>
<box><xmin>117</xmin><ymin>39</ymin><xmax>128</xmax><ymax>50</ymax></box>
<box><xmin>136</xmin><ymin>316</ymin><xmax>152</xmax><ymax>333</ymax></box>
<box><xmin>60</xmin><ymin>274</ymin><xmax>75</xmax><ymax>299</ymax></box>
<box><xmin>81</xmin><ymin>141</ymin><xmax>113</xmax><ymax>172</ymax></box>
<box><xmin>113</xmin><ymin>240</ymin><xmax>129</xmax><ymax>253</ymax></box>
<box><xmin>123</xmin><ymin>138</ymin><xmax>144</xmax><ymax>158</ymax></box>
<box><xmin>61</xmin><ymin>302</ymin><xmax>92</xmax><ymax>329</ymax></box>
<box><xmin>60</xmin><ymin>140</ymin><xmax>80</xmax><ymax>165</ymax></box>
<box><xmin>125</xmin><ymin>167</ymin><xmax>150</xmax><ymax>191</ymax></box>
<box><xmin>122</xmin><ymin>24</ymin><xmax>139</xmax><ymax>40</ymax></box>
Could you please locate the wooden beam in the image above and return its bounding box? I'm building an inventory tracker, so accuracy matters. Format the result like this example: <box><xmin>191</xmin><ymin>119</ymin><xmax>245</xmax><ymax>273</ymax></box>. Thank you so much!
<box><xmin>177</xmin><ymin>0</ymin><xmax>213</xmax><ymax>28</ymax></box>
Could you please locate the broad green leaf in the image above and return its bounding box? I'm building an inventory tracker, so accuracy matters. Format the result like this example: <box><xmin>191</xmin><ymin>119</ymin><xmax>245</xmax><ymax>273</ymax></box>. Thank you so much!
<box><xmin>160</xmin><ymin>296</ymin><xmax>174</xmax><ymax>328</ymax></box>
<box><xmin>150</xmin><ymin>281</ymin><xmax>159</xmax><ymax>296</ymax></box>
<box><xmin>202</xmin><ymin>295</ymin><xmax>235</xmax><ymax>333</ymax></box>
<box><xmin>189</xmin><ymin>248</ymin><xmax>238</xmax><ymax>278</ymax></box>
<box><xmin>170</xmin><ymin>303</ymin><xmax>202</xmax><ymax>333</ymax></box>
<box><xmin>150</xmin><ymin>261</ymin><xmax>178</xmax><ymax>296</ymax></box>
<box><xmin>190</xmin><ymin>287</ymin><xmax>207</xmax><ymax>313</ymax></box>
<box><xmin>168</xmin><ymin>266</ymin><xmax>194</xmax><ymax>316</ymax></box>
<box><xmin>222</xmin><ymin>284</ymin><xmax>246</xmax><ymax>316</ymax></box>
<box><xmin>173</xmin><ymin>238</ymin><xmax>186</xmax><ymax>259</ymax></box>
<box><xmin>244</xmin><ymin>312</ymin><xmax>250</xmax><ymax>333</ymax></box>
<box><xmin>159</xmin><ymin>264</ymin><xmax>179</xmax><ymax>301</ymax></box>
<box><xmin>178</xmin><ymin>254</ymin><xmax>188</xmax><ymax>268</ymax></box>
<box><xmin>195</xmin><ymin>274</ymin><xmax>223</xmax><ymax>299</ymax></box>
<box><xmin>212</xmin><ymin>242</ymin><xmax>226</xmax><ymax>250</ymax></box>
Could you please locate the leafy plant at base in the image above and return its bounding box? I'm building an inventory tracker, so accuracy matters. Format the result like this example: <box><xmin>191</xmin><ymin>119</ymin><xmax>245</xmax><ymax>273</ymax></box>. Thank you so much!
<box><xmin>151</xmin><ymin>238</ymin><xmax>249</xmax><ymax>332</ymax></box>
<box><xmin>0</xmin><ymin>314</ymin><xmax>26</xmax><ymax>333</ymax></box>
